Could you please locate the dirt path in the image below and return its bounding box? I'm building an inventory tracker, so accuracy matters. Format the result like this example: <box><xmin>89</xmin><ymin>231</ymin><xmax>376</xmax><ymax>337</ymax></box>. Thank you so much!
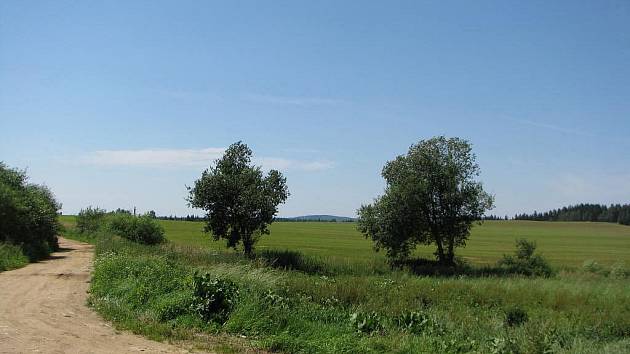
<box><xmin>0</xmin><ymin>237</ymin><xmax>193</xmax><ymax>353</ymax></box>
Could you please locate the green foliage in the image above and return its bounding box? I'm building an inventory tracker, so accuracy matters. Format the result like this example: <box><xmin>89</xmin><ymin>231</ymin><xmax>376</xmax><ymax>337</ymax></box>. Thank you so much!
<box><xmin>349</xmin><ymin>311</ymin><xmax>383</xmax><ymax>334</ymax></box>
<box><xmin>258</xmin><ymin>249</ymin><xmax>327</xmax><ymax>274</ymax></box>
<box><xmin>191</xmin><ymin>273</ymin><xmax>239</xmax><ymax>323</ymax></box>
<box><xmin>188</xmin><ymin>141</ymin><xmax>289</xmax><ymax>256</ymax></box>
<box><xmin>88</xmin><ymin>230</ymin><xmax>630</xmax><ymax>354</ymax></box>
<box><xmin>583</xmin><ymin>259</ymin><xmax>603</xmax><ymax>274</ymax></box>
<box><xmin>76</xmin><ymin>206</ymin><xmax>107</xmax><ymax>234</ymax></box>
<box><xmin>395</xmin><ymin>310</ymin><xmax>431</xmax><ymax>334</ymax></box>
<box><xmin>0</xmin><ymin>162</ymin><xmax>60</xmax><ymax>261</ymax></box>
<box><xmin>0</xmin><ymin>242</ymin><xmax>29</xmax><ymax>271</ymax></box>
<box><xmin>609</xmin><ymin>261</ymin><xmax>627</xmax><ymax>279</ymax></box>
<box><xmin>505</xmin><ymin>306</ymin><xmax>528</xmax><ymax>327</ymax></box>
<box><xmin>358</xmin><ymin>136</ymin><xmax>494</xmax><ymax>266</ymax></box>
<box><xmin>108</xmin><ymin>213</ymin><xmax>165</xmax><ymax>245</ymax></box>
<box><xmin>497</xmin><ymin>239</ymin><xmax>554</xmax><ymax>277</ymax></box>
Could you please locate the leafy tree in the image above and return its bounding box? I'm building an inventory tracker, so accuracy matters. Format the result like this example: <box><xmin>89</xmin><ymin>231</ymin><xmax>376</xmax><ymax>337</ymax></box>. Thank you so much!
<box><xmin>188</xmin><ymin>142</ymin><xmax>289</xmax><ymax>257</ymax></box>
<box><xmin>357</xmin><ymin>137</ymin><xmax>494</xmax><ymax>265</ymax></box>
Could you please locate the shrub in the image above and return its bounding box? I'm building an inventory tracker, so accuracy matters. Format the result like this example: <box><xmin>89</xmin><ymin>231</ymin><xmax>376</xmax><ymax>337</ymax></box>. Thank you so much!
<box><xmin>497</xmin><ymin>239</ymin><xmax>554</xmax><ymax>277</ymax></box>
<box><xmin>0</xmin><ymin>162</ymin><xmax>60</xmax><ymax>261</ymax></box>
<box><xmin>504</xmin><ymin>306</ymin><xmax>528</xmax><ymax>327</ymax></box>
<box><xmin>76</xmin><ymin>206</ymin><xmax>107</xmax><ymax>234</ymax></box>
<box><xmin>350</xmin><ymin>311</ymin><xmax>383</xmax><ymax>334</ymax></box>
<box><xmin>107</xmin><ymin>213</ymin><xmax>165</xmax><ymax>245</ymax></box>
<box><xmin>191</xmin><ymin>273</ymin><xmax>239</xmax><ymax>323</ymax></box>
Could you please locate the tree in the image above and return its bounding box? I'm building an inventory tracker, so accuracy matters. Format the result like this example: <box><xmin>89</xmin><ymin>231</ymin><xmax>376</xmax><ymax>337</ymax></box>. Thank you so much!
<box><xmin>187</xmin><ymin>142</ymin><xmax>289</xmax><ymax>257</ymax></box>
<box><xmin>357</xmin><ymin>137</ymin><xmax>494</xmax><ymax>265</ymax></box>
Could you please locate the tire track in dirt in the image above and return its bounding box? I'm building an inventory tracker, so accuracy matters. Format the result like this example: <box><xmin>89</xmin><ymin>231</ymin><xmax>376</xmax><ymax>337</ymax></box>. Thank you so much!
<box><xmin>0</xmin><ymin>237</ymin><xmax>196</xmax><ymax>353</ymax></box>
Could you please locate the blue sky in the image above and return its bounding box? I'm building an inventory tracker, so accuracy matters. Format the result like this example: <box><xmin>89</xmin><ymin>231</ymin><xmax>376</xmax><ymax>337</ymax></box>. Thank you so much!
<box><xmin>1</xmin><ymin>1</ymin><xmax>629</xmax><ymax>217</ymax></box>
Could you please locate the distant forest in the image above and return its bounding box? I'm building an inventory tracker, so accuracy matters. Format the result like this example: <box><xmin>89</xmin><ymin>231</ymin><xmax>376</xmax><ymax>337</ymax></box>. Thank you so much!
<box><xmin>512</xmin><ymin>203</ymin><xmax>630</xmax><ymax>226</ymax></box>
<box><xmin>157</xmin><ymin>203</ymin><xmax>630</xmax><ymax>226</ymax></box>
<box><xmin>157</xmin><ymin>214</ymin><xmax>206</xmax><ymax>222</ymax></box>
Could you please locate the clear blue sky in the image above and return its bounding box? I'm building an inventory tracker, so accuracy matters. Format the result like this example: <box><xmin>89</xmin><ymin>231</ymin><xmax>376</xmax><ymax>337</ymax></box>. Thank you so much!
<box><xmin>1</xmin><ymin>1</ymin><xmax>629</xmax><ymax>217</ymax></box>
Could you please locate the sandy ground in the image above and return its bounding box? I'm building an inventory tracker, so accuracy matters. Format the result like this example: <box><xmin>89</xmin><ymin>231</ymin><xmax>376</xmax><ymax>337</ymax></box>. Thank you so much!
<box><xmin>0</xmin><ymin>237</ymin><xmax>194</xmax><ymax>353</ymax></box>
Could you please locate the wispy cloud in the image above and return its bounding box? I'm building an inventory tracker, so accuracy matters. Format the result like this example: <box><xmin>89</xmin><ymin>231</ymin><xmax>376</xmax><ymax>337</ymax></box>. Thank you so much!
<box><xmin>82</xmin><ymin>148</ymin><xmax>334</xmax><ymax>172</ymax></box>
<box><xmin>84</xmin><ymin>148</ymin><xmax>226</xmax><ymax>167</ymax></box>
<box><xmin>508</xmin><ymin>118</ymin><xmax>594</xmax><ymax>137</ymax></box>
<box><xmin>549</xmin><ymin>173</ymin><xmax>630</xmax><ymax>201</ymax></box>
<box><xmin>243</xmin><ymin>93</ymin><xmax>344</xmax><ymax>106</ymax></box>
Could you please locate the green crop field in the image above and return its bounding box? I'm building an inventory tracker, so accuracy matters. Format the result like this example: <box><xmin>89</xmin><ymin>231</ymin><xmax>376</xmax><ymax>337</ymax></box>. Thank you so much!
<box><xmin>155</xmin><ymin>219</ymin><xmax>630</xmax><ymax>268</ymax></box>
<box><xmin>60</xmin><ymin>215</ymin><xmax>630</xmax><ymax>267</ymax></box>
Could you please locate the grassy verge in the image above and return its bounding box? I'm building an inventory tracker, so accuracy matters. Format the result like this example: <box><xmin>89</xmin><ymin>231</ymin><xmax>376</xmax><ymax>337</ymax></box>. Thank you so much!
<box><xmin>0</xmin><ymin>243</ymin><xmax>29</xmax><ymax>272</ymax></box>
<box><xmin>68</xmin><ymin>226</ymin><xmax>630</xmax><ymax>353</ymax></box>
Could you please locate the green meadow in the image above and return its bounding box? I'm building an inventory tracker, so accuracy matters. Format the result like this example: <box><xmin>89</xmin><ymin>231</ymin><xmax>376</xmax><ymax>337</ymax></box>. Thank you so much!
<box><xmin>59</xmin><ymin>216</ymin><xmax>630</xmax><ymax>353</ymax></box>
<box><xmin>60</xmin><ymin>215</ymin><xmax>630</xmax><ymax>267</ymax></box>
<box><xmin>61</xmin><ymin>216</ymin><xmax>630</xmax><ymax>268</ymax></box>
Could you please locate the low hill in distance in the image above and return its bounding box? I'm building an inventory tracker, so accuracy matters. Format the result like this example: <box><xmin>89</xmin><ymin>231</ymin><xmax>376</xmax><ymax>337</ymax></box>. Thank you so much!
<box><xmin>279</xmin><ymin>215</ymin><xmax>356</xmax><ymax>222</ymax></box>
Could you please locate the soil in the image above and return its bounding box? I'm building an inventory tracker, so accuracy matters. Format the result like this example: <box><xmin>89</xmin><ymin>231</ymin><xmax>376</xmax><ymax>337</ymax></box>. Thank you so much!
<box><xmin>0</xmin><ymin>237</ymin><xmax>195</xmax><ymax>353</ymax></box>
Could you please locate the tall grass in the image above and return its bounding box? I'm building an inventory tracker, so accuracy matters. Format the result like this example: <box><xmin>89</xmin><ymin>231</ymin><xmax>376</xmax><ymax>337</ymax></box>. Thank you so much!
<box><xmin>80</xmin><ymin>229</ymin><xmax>630</xmax><ymax>353</ymax></box>
<box><xmin>0</xmin><ymin>243</ymin><xmax>29</xmax><ymax>271</ymax></box>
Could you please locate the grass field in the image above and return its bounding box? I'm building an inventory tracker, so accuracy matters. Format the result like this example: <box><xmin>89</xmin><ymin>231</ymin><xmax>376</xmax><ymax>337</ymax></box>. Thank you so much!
<box><xmin>60</xmin><ymin>216</ymin><xmax>630</xmax><ymax>353</ymax></box>
<box><xmin>60</xmin><ymin>216</ymin><xmax>630</xmax><ymax>268</ymax></box>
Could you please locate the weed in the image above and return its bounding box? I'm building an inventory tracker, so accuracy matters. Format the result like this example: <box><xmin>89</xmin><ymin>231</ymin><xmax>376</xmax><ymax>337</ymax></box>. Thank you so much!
<box><xmin>191</xmin><ymin>273</ymin><xmax>239</xmax><ymax>323</ymax></box>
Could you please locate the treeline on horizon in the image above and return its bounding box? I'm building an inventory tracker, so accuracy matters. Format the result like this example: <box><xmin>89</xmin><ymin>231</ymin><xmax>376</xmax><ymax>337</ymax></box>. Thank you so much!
<box><xmin>155</xmin><ymin>204</ymin><xmax>630</xmax><ymax>225</ymax></box>
<box><xmin>512</xmin><ymin>203</ymin><xmax>630</xmax><ymax>226</ymax></box>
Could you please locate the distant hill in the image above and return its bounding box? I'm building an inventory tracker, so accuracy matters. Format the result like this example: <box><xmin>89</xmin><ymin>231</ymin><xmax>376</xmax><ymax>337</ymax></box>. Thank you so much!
<box><xmin>278</xmin><ymin>215</ymin><xmax>356</xmax><ymax>222</ymax></box>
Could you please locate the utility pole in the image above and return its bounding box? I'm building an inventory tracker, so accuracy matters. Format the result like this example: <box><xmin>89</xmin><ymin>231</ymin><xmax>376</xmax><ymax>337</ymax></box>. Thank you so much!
<box><xmin>133</xmin><ymin>207</ymin><xmax>136</xmax><ymax>216</ymax></box>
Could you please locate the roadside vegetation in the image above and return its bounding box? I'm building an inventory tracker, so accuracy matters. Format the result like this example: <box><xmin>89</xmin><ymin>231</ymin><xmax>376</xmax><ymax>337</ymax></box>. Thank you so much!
<box><xmin>63</xmin><ymin>219</ymin><xmax>630</xmax><ymax>353</ymax></box>
<box><xmin>0</xmin><ymin>162</ymin><xmax>60</xmax><ymax>271</ymax></box>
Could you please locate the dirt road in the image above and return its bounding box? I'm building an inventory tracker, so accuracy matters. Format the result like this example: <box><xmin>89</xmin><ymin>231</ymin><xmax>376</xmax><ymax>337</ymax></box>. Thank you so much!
<box><xmin>0</xmin><ymin>237</ymin><xmax>192</xmax><ymax>353</ymax></box>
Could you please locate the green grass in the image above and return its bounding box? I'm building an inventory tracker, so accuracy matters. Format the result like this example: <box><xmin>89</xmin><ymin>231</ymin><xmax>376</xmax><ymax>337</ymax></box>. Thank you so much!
<box><xmin>155</xmin><ymin>220</ymin><xmax>630</xmax><ymax>267</ymax></box>
<box><xmin>60</xmin><ymin>216</ymin><xmax>630</xmax><ymax>268</ymax></box>
<box><xmin>0</xmin><ymin>242</ymin><xmax>29</xmax><ymax>272</ymax></box>
<box><xmin>60</xmin><ymin>217</ymin><xmax>630</xmax><ymax>353</ymax></box>
<box><xmin>81</xmin><ymin>232</ymin><xmax>630</xmax><ymax>353</ymax></box>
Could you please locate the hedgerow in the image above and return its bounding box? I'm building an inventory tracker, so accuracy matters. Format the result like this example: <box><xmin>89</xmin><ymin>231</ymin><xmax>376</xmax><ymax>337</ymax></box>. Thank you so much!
<box><xmin>0</xmin><ymin>162</ymin><xmax>60</xmax><ymax>262</ymax></box>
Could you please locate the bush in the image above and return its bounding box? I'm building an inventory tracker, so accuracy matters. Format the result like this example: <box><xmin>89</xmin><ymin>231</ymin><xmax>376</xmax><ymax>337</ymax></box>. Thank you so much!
<box><xmin>191</xmin><ymin>272</ymin><xmax>239</xmax><ymax>323</ymax></box>
<box><xmin>504</xmin><ymin>306</ymin><xmax>528</xmax><ymax>327</ymax></box>
<box><xmin>0</xmin><ymin>242</ymin><xmax>29</xmax><ymax>271</ymax></box>
<box><xmin>497</xmin><ymin>239</ymin><xmax>554</xmax><ymax>277</ymax></box>
<box><xmin>0</xmin><ymin>162</ymin><xmax>60</xmax><ymax>261</ymax></box>
<box><xmin>107</xmin><ymin>213</ymin><xmax>165</xmax><ymax>245</ymax></box>
<box><xmin>76</xmin><ymin>206</ymin><xmax>107</xmax><ymax>234</ymax></box>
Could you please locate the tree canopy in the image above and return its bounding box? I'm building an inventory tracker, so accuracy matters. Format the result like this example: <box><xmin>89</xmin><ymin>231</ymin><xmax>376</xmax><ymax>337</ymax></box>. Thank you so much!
<box><xmin>357</xmin><ymin>137</ymin><xmax>494</xmax><ymax>265</ymax></box>
<box><xmin>187</xmin><ymin>142</ymin><xmax>289</xmax><ymax>256</ymax></box>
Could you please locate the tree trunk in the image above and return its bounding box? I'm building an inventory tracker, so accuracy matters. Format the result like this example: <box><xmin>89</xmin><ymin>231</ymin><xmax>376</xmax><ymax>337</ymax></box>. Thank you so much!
<box><xmin>445</xmin><ymin>237</ymin><xmax>455</xmax><ymax>265</ymax></box>
<box><xmin>242</xmin><ymin>234</ymin><xmax>254</xmax><ymax>258</ymax></box>
<box><xmin>435</xmin><ymin>236</ymin><xmax>446</xmax><ymax>264</ymax></box>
